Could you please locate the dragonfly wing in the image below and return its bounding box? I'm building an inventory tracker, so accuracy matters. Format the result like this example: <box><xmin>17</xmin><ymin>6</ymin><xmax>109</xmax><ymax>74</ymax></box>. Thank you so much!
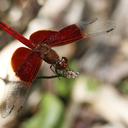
<box><xmin>49</xmin><ymin>24</ymin><xmax>85</xmax><ymax>47</ymax></box>
<box><xmin>11</xmin><ymin>47</ymin><xmax>42</xmax><ymax>83</ymax></box>
<box><xmin>30</xmin><ymin>30</ymin><xmax>58</xmax><ymax>48</ymax></box>
<box><xmin>30</xmin><ymin>24</ymin><xmax>85</xmax><ymax>47</ymax></box>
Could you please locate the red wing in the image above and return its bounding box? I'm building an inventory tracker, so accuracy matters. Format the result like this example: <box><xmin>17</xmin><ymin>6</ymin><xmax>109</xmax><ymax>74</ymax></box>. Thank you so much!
<box><xmin>0</xmin><ymin>21</ymin><xmax>86</xmax><ymax>48</ymax></box>
<box><xmin>29</xmin><ymin>30</ymin><xmax>58</xmax><ymax>48</ymax></box>
<box><xmin>30</xmin><ymin>24</ymin><xmax>85</xmax><ymax>47</ymax></box>
<box><xmin>48</xmin><ymin>24</ymin><xmax>85</xmax><ymax>47</ymax></box>
<box><xmin>11</xmin><ymin>47</ymin><xmax>42</xmax><ymax>84</ymax></box>
<box><xmin>54</xmin><ymin>24</ymin><xmax>84</xmax><ymax>46</ymax></box>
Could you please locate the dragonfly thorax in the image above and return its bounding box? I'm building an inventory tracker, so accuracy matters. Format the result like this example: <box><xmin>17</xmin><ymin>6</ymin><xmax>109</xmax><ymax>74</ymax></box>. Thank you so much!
<box><xmin>35</xmin><ymin>44</ymin><xmax>69</xmax><ymax>70</ymax></box>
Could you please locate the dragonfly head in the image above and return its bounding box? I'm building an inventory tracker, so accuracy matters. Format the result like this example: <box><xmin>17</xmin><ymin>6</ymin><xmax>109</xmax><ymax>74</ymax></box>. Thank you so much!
<box><xmin>55</xmin><ymin>57</ymin><xmax>68</xmax><ymax>70</ymax></box>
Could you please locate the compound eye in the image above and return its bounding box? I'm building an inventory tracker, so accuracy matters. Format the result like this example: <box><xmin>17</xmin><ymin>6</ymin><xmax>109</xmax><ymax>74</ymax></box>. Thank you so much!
<box><xmin>63</xmin><ymin>63</ymin><xmax>68</xmax><ymax>68</ymax></box>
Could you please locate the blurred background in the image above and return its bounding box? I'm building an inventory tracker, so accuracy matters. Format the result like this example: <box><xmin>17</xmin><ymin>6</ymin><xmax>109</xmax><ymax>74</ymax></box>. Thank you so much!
<box><xmin>0</xmin><ymin>0</ymin><xmax>128</xmax><ymax>128</ymax></box>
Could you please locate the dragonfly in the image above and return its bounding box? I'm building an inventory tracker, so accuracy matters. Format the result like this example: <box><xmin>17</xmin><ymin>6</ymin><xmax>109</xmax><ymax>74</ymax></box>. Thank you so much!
<box><xmin>0</xmin><ymin>19</ymin><xmax>114</xmax><ymax>117</ymax></box>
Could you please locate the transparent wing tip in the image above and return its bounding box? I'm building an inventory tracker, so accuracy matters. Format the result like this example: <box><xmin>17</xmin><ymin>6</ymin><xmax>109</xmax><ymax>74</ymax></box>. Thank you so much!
<box><xmin>79</xmin><ymin>18</ymin><xmax>98</xmax><ymax>26</ymax></box>
<box><xmin>77</xmin><ymin>18</ymin><xmax>98</xmax><ymax>30</ymax></box>
<box><xmin>106</xmin><ymin>26</ymin><xmax>115</xmax><ymax>33</ymax></box>
<box><xmin>87</xmin><ymin>24</ymin><xmax>115</xmax><ymax>38</ymax></box>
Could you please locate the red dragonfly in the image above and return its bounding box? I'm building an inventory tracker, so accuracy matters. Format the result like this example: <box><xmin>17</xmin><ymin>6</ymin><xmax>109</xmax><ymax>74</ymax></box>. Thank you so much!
<box><xmin>0</xmin><ymin>21</ymin><xmax>87</xmax><ymax>84</ymax></box>
<box><xmin>0</xmin><ymin>20</ymin><xmax>114</xmax><ymax>117</ymax></box>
